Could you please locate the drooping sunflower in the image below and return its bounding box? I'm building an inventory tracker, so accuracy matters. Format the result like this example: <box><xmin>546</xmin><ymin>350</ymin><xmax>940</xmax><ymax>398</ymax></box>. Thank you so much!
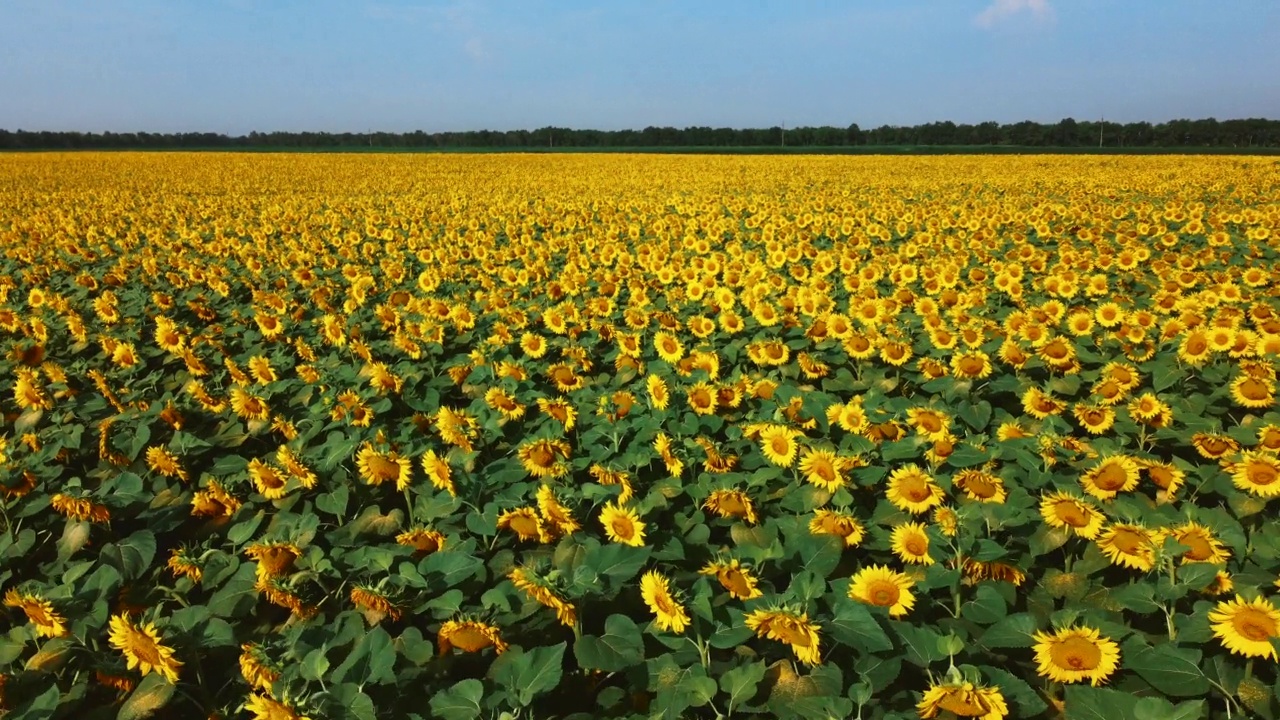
<box><xmin>497</xmin><ymin>507</ymin><xmax>547</xmax><ymax>543</ymax></box>
<box><xmin>238</xmin><ymin>643</ymin><xmax>281</xmax><ymax>693</ymax></box>
<box><xmin>248</xmin><ymin>458</ymin><xmax>289</xmax><ymax>499</ymax></box>
<box><xmin>229</xmin><ymin>387</ymin><xmax>271</xmax><ymax>422</ymax></box>
<box><xmin>848</xmin><ymin>565</ymin><xmax>915</xmax><ymax>617</ymax></box>
<box><xmin>951</xmin><ymin>349</ymin><xmax>993</xmax><ymax>379</ymax></box>
<box><xmin>1228</xmin><ymin>451</ymin><xmax>1280</xmax><ymax>497</ymax></box>
<box><xmin>1039</xmin><ymin>492</ymin><xmax>1105</xmax><ymax>539</ymax></box>
<box><xmin>1031</xmin><ymin>626</ymin><xmax>1121</xmax><ymax>686</ymax></box>
<box><xmin>1192</xmin><ymin>432</ymin><xmax>1240</xmax><ymax>460</ymax></box>
<box><xmin>191</xmin><ymin>479</ymin><xmax>240</xmax><ymax>519</ymax></box>
<box><xmin>1209</xmin><ymin>595</ymin><xmax>1280</xmax><ymax>660</ymax></box>
<box><xmin>396</xmin><ymin>526</ymin><xmax>446</xmax><ymax>556</ymax></box>
<box><xmin>703</xmin><ymin>488</ymin><xmax>758</xmax><ymax>525</ymax></box>
<box><xmin>1021</xmin><ymin>387</ymin><xmax>1065</xmax><ymax>419</ymax></box>
<box><xmin>350</xmin><ymin>585</ymin><xmax>402</xmax><ymax>621</ymax></box>
<box><xmin>653</xmin><ymin>432</ymin><xmax>685</xmax><ymax>476</ymax></box>
<box><xmin>354</xmin><ymin>443</ymin><xmax>412</xmax><ymax>489</ymax></box>
<box><xmin>167</xmin><ymin>548</ymin><xmax>203</xmax><ymax>583</ymax></box>
<box><xmin>758</xmin><ymin>425</ymin><xmax>801</xmax><ymax>467</ymax></box>
<box><xmin>916</xmin><ymin>681</ymin><xmax>1008</xmax><ymax>719</ymax></box>
<box><xmin>244</xmin><ymin>693</ymin><xmax>308</xmax><ymax>720</ymax></box>
<box><xmin>744</xmin><ymin>607</ymin><xmax>822</xmax><ymax>666</ymax></box>
<box><xmin>699</xmin><ymin>558</ymin><xmax>763</xmax><ymax>600</ymax></box>
<box><xmin>953</xmin><ymin>469</ymin><xmax>1007</xmax><ymax>504</ymax></box>
<box><xmin>1096</xmin><ymin>523</ymin><xmax>1157</xmax><ymax>571</ymax></box>
<box><xmin>276</xmin><ymin>446</ymin><xmax>317</xmax><ymax>489</ymax></box>
<box><xmin>1080</xmin><ymin>455</ymin><xmax>1140</xmax><ymax>500</ymax></box>
<box><xmin>50</xmin><ymin>493</ymin><xmax>111</xmax><ymax>523</ymax></box>
<box><xmin>438</xmin><ymin>618</ymin><xmax>508</xmax><ymax>655</ymax></box>
<box><xmin>886</xmin><ymin>464</ymin><xmax>946</xmax><ymax>514</ymax></box>
<box><xmin>509</xmin><ymin>566</ymin><xmax>576</xmax><ymax>626</ymax></box>
<box><xmin>107</xmin><ymin>614</ymin><xmax>182</xmax><ymax>683</ymax></box>
<box><xmin>600</xmin><ymin>501</ymin><xmax>647</xmax><ymax>547</ymax></box>
<box><xmin>536</xmin><ymin>396</ymin><xmax>577</xmax><ymax>432</ymax></box>
<box><xmin>809</xmin><ymin>509</ymin><xmax>866</xmax><ymax>548</ymax></box>
<box><xmin>536</xmin><ymin>484</ymin><xmax>580</xmax><ymax>536</ymax></box>
<box><xmin>891</xmin><ymin>522</ymin><xmax>935</xmax><ymax>565</ymax></box>
<box><xmin>245</xmin><ymin>541</ymin><xmax>301</xmax><ymax>580</ymax></box>
<box><xmin>144</xmin><ymin>446</ymin><xmax>188</xmax><ymax>482</ymax></box>
<box><xmin>3</xmin><ymin>589</ymin><xmax>68</xmax><ymax>638</ymax></box>
<box><xmin>640</xmin><ymin>571</ymin><xmax>690</xmax><ymax>633</ymax></box>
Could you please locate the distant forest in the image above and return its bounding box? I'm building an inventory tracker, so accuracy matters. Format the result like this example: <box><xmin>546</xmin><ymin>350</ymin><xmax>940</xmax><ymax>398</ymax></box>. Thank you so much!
<box><xmin>2</xmin><ymin>117</ymin><xmax>1278</xmax><ymax>150</ymax></box>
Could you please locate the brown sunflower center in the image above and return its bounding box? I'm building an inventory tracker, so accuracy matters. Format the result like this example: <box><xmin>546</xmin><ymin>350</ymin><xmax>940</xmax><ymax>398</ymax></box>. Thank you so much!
<box><xmin>1109</xmin><ymin>528</ymin><xmax>1147</xmax><ymax>554</ymax></box>
<box><xmin>868</xmin><ymin>581</ymin><xmax>900</xmax><ymax>607</ymax></box>
<box><xmin>1240</xmin><ymin>379</ymin><xmax>1271</xmax><ymax>401</ymax></box>
<box><xmin>1093</xmin><ymin>462</ymin><xmax>1130</xmax><ymax>491</ymax></box>
<box><xmin>962</xmin><ymin>474</ymin><xmax>997</xmax><ymax>499</ymax></box>
<box><xmin>1246</xmin><ymin>461</ymin><xmax>1278</xmax><ymax>486</ymax></box>
<box><xmin>1186</xmin><ymin>336</ymin><xmax>1208</xmax><ymax>355</ymax></box>
<box><xmin>610</xmin><ymin>518</ymin><xmax>635</xmax><ymax>540</ymax></box>
<box><xmin>958</xmin><ymin>356</ymin><xmax>986</xmax><ymax>375</ymax></box>
<box><xmin>1178</xmin><ymin>532</ymin><xmax>1215</xmax><ymax>561</ymax></box>
<box><xmin>448</xmin><ymin>625</ymin><xmax>493</xmax><ymax>651</ymax></box>
<box><xmin>770</xmin><ymin>435</ymin><xmax>792</xmax><ymax>456</ymax></box>
<box><xmin>365</xmin><ymin>455</ymin><xmax>399</xmax><ymax>481</ymax></box>
<box><xmin>904</xmin><ymin>536</ymin><xmax>928</xmax><ymax>556</ymax></box>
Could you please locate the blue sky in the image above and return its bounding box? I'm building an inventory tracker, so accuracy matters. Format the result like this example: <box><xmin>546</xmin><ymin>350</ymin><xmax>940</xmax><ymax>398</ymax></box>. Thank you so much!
<box><xmin>1</xmin><ymin>0</ymin><xmax>1277</xmax><ymax>133</ymax></box>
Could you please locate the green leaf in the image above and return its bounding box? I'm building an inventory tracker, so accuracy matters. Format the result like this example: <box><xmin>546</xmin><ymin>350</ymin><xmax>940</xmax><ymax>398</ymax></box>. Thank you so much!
<box><xmin>301</xmin><ymin>648</ymin><xmax>331</xmax><ymax>682</ymax></box>
<box><xmin>979</xmin><ymin>612</ymin><xmax>1038</xmax><ymax>649</ymax></box>
<box><xmin>315</xmin><ymin>484</ymin><xmax>350</xmax><ymax>518</ymax></box>
<box><xmin>491</xmin><ymin>642</ymin><xmax>566</xmax><ymax>706</ymax></box>
<box><xmin>957</xmin><ymin>400</ymin><xmax>993</xmax><ymax>432</ymax></box>
<box><xmin>720</xmin><ymin>661</ymin><xmax>767</xmax><ymax>712</ymax></box>
<box><xmin>10</xmin><ymin>683</ymin><xmax>61</xmax><ymax>720</ymax></box>
<box><xmin>582</xmin><ymin>543</ymin><xmax>650</xmax><ymax>587</ymax></box>
<box><xmin>1126</xmin><ymin>644</ymin><xmax>1210</xmax><ymax>697</ymax></box>
<box><xmin>891</xmin><ymin>622</ymin><xmax>945</xmax><ymax>666</ymax></box>
<box><xmin>981</xmin><ymin>666</ymin><xmax>1047</xmax><ymax>716</ymax></box>
<box><xmin>963</xmin><ymin>584</ymin><xmax>1007</xmax><ymax>625</ymax></box>
<box><xmin>429</xmin><ymin>679</ymin><xmax>484</xmax><ymax>720</ymax></box>
<box><xmin>828</xmin><ymin>601</ymin><xmax>893</xmax><ymax>653</ymax></box>
<box><xmin>879</xmin><ymin>438</ymin><xmax>920</xmax><ymax>462</ymax></box>
<box><xmin>1176</xmin><ymin>562</ymin><xmax>1220</xmax><ymax>591</ymax></box>
<box><xmin>947</xmin><ymin>444</ymin><xmax>990</xmax><ymax>468</ymax></box>
<box><xmin>1107</xmin><ymin>583</ymin><xmax>1162</xmax><ymax>614</ymax></box>
<box><xmin>648</xmin><ymin>655</ymin><xmax>716</xmax><ymax>720</ymax></box>
<box><xmin>420</xmin><ymin>551</ymin><xmax>484</xmax><ymax>587</ymax></box>
<box><xmin>1064</xmin><ymin>685</ymin><xmax>1139</xmax><ymax>720</ymax></box>
<box><xmin>127</xmin><ymin>424</ymin><xmax>152</xmax><ymax>462</ymax></box>
<box><xmin>117</xmin><ymin>673</ymin><xmax>176</xmax><ymax>720</ymax></box>
<box><xmin>574</xmin><ymin>614</ymin><xmax>644</xmax><ymax>672</ymax></box>
<box><xmin>1134</xmin><ymin>697</ymin><xmax>1206</xmax><ymax>720</ymax></box>
<box><xmin>330</xmin><ymin>627</ymin><xmax>396</xmax><ymax>686</ymax></box>
<box><xmin>1152</xmin><ymin>360</ymin><xmax>1183</xmax><ymax>393</ymax></box>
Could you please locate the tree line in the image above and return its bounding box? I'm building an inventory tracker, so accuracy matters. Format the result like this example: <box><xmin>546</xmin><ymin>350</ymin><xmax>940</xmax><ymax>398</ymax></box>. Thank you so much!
<box><xmin>2</xmin><ymin>117</ymin><xmax>1277</xmax><ymax>150</ymax></box>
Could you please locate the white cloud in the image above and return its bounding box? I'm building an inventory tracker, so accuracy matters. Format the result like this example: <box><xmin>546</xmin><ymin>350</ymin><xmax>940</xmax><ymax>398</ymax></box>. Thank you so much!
<box><xmin>974</xmin><ymin>0</ymin><xmax>1054</xmax><ymax>28</ymax></box>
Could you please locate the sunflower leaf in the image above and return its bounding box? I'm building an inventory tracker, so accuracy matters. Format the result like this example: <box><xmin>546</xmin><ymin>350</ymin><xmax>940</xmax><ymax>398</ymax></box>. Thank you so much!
<box><xmin>574</xmin><ymin>614</ymin><xmax>644</xmax><ymax>672</ymax></box>
<box><xmin>1125</xmin><ymin>643</ymin><xmax>1210</xmax><ymax>697</ymax></box>
<box><xmin>117</xmin><ymin>673</ymin><xmax>176</xmax><ymax>720</ymax></box>
<box><xmin>491</xmin><ymin>642</ymin><xmax>566</xmax><ymax>707</ymax></box>
<box><xmin>428</xmin><ymin>679</ymin><xmax>484</xmax><ymax>720</ymax></box>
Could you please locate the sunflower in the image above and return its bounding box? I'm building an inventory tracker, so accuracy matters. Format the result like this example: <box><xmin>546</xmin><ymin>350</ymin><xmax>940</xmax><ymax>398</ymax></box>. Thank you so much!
<box><xmin>396</xmin><ymin>526</ymin><xmax>446</xmax><ymax>556</ymax></box>
<box><xmin>1209</xmin><ymin>595</ymin><xmax>1280</xmax><ymax>660</ymax></box>
<box><xmin>144</xmin><ymin>446</ymin><xmax>188</xmax><ymax>482</ymax></box>
<box><xmin>244</xmin><ymin>693</ymin><xmax>309</xmax><ymax>720</ymax></box>
<box><xmin>229</xmin><ymin>387</ymin><xmax>271</xmax><ymax>422</ymax></box>
<box><xmin>1230</xmin><ymin>452</ymin><xmax>1280</xmax><ymax>497</ymax></box>
<box><xmin>497</xmin><ymin>507</ymin><xmax>548</xmax><ymax>543</ymax></box>
<box><xmin>891</xmin><ymin>522</ymin><xmax>934</xmax><ymax>565</ymax></box>
<box><xmin>1126</xmin><ymin>392</ymin><xmax>1173</xmax><ymax>427</ymax></box>
<box><xmin>351</xmin><ymin>585</ymin><xmax>401</xmax><ymax>621</ymax></box>
<box><xmin>536</xmin><ymin>484</ymin><xmax>580</xmax><ymax>536</ymax></box>
<box><xmin>276</xmin><ymin>446</ymin><xmax>317</xmax><ymax>489</ymax></box>
<box><xmin>703</xmin><ymin>488</ymin><xmax>758</xmax><ymax>524</ymax></box>
<box><xmin>641</xmin><ymin>571</ymin><xmax>690</xmax><ymax>633</ymax></box>
<box><xmin>351</xmin><ymin>443</ymin><xmax>411</xmax><ymax>489</ymax></box>
<box><xmin>759</xmin><ymin>425</ymin><xmax>801</xmax><ymax>467</ymax></box>
<box><xmin>886</xmin><ymin>464</ymin><xmax>946</xmax><ymax>514</ymax></box>
<box><xmin>954</xmin><ymin>469</ymin><xmax>1007</xmax><ymax>504</ymax></box>
<box><xmin>1177</xmin><ymin>330</ymin><xmax>1212</xmax><ymax>366</ymax></box>
<box><xmin>245</xmin><ymin>541</ymin><xmax>300</xmax><ymax>580</ymax></box>
<box><xmin>917</xmin><ymin>681</ymin><xmax>1008</xmax><ymax>719</ymax></box>
<box><xmin>3</xmin><ymin>589</ymin><xmax>68</xmax><ymax>638</ymax></box>
<box><xmin>951</xmin><ymin>350</ymin><xmax>993</xmax><ymax>379</ymax></box>
<box><xmin>520</xmin><ymin>332</ymin><xmax>548</xmax><ymax>358</ymax></box>
<box><xmin>1021</xmin><ymin>387</ymin><xmax>1065</xmax><ymax>419</ymax></box>
<box><xmin>509</xmin><ymin>567</ymin><xmax>577</xmax><ymax>626</ymax></box>
<box><xmin>1192</xmin><ymin>432</ymin><xmax>1240</xmax><ymax>460</ymax></box>
<box><xmin>1257</xmin><ymin>425</ymin><xmax>1280</xmax><ymax>453</ymax></box>
<box><xmin>13</xmin><ymin>369</ymin><xmax>51</xmax><ymax>410</ymax></box>
<box><xmin>646</xmin><ymin>374</ymin><xmax>670</xmax><ymax>410</ymax></box>
<box><xmin>699</xmin><ymin>558</ymin><xmax>763</xmax><ymax>600</ymax></box>
<box><xmin>438</xmin><ymin>618</ymin><xmax>508</xmax><ymax>655</ymax></box>
<box><xmin>1039</xmin><ymin>492</ymin><xmax>1105</xmax><ymax>539</ymax></box>
<box><xmin>108</xmin><ymin>614</ymin><xmax>182</xmax><ymax>683</ymax></box>
<box><xmin>536</xmin><ymin>396</ymin><xmax>577</xmax><ymax>431</ymax></box>
<box><xmin>809</xmin><ymin>509</ymin><xmax>866</xmax><ymax>547</ymax></box>
<box><xmin>167</xmin><ymin>548</ymin><xmax>203</xmax><ymax>583</ymax></box>
<box><xmin>654</xmin><ymin>331</ymin><xmax>684</xmax><ymax>363</ymax></box>
<box><xmin>1168</xmin><ymin>522</ymin><xmax>1231</xmax><ymax>565</ymax></box>
<box><xmin>50</xmin><ymin>493</ymin><xmax>111</xmax><ymax>523</ymax></box>
<box><xmin>685</xmin><ymin>381</ymin><xmax>717</xmax><ymax>415</ymax></box>
<box><xmin>1231</xmin><ymin>374</ymin><xmax>1276</xmax><ymax>409</ymax></box>
<box><xmin>961</xmin><ymin>558</ymin><xmax>1027</xmax><ymax>586</ymax></box>
<box><xmin>1097</xmin><ymin>523</ymin><xmax>1157</xmax><ymax>571</ymax></box>
<box><xmin>744</xmin><ymin>607</ymin><xmax>822</xmax><ymax>666</ymax></box>
<box><xmin>1080</xmin><ymin>455</ymin><xmax>1140</xmax><ymax>500</ymax></box>
<box><xmin>248</xmin><ymin>458</ymin><xmax>289</xmax><ymax>499</ymax></box>
<box><xmin>191</xmin><ymin>480</ymin><xmax>241</xmax><ymax>519</ymax></box>
<box><xmin>517</xmin><ymin>438</ymin><xmax>571</xmax><ymax>479</ymax></box>
<box><xmin>1031</xmin><ymin>626</ymin><xmax>1121</xmax><ymax>686</ymax></box>
<box><xmin>600</xmin><ymin>501</ymin><xmax>646</xmax><ymax>547</ymax></box>
<box><xmin>484</xmin><ymin>387</ymin><xmax>526</xmax><ymax>421</ymax></box>
<box><xmin>798</xmin><ymin>447</ymin><xmax>847</xmax><ymax>492</ymax></box>
<box><xmin>906</xmin><ymin>408</ymin><xmax>952</xmax><ymax>442</ymax></box>
<box><xmin>1072</xmin><ymin>403</ymin><xmax>1116</xmax><ymax>435</ymax></box>
<box><xmin>238</xmin><ymin>643</ymin><xmax>281</xmax><ymax>693</ymax></box>
<box><xmin>848</xmin><ymin>565</ymin><xmax>915</xmax><ymax>617</ymax></box>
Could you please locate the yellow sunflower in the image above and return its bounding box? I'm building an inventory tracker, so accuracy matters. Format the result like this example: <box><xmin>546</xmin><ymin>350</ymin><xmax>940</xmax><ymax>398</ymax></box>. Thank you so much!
<box><xmin>1167</xmin><ymin>522</ymin><xmax>1231</xmax><ymax>565</ymax></box>
<box><xmin>517</xmin><ymin>438</ymin><xmax>571</xmax><ymax>479</ymax></box>
<box><xmin>536</xmin><ymin>484</ymin><xmax>580</xmax><ymax>536</ymax></box>
<box><xmin>1039</xmin><ymin>492</ymin><xmax>1105</xmax><ymax>539</ymax></box>
<box><xmin>600</xmin><ymin>501</ymin><xmax>646</xmax><ymax>547</ymax></box>
<box><xmin>245</xmin><ymin>693</ymin><xmax>309</xmax><ymax>720</ymax></box>
<box><xmin>798</xmin><ymin>447</ymin><xmax>848</xmax><ymax>492</ymax></box>
<box><xmin>698</xmin><ymin>558</ymin><xmax>762</xmax><ymax>600</ymax></box>
<box><xmin>1031</xmin><ymin>626</ymin><xmax>1121</xmax><ymax>686</ymax></box>
<box><xmin>354</xmin><ymin>444</ymin><xmax>412</xmax><ymax>489</ymax></box>
<box><xmin>1209</xmin><ymin>595</ymin><xmax>1280</xmax><ymax>660</ymax></box>
<box><xmin>809</xmin><ymin>509</ymin><xmax>866</xmax><ymax>548</ymax></box>
<box><xmin>107</xmin><ymin>614</ymin><xmax>182</xmax><ymax>683</ymax></box>
<box><xmin>1079</xmin><ymin>455</ymin><xmax>1140</xmax><ymax>500</ymax></box>
<box><xmin>954</xmin><ymin>469</ymin><xmax>1007</xmax><ymax>504</ymax></box>
<box><xmin>421</xmin><ymin>449</ymin><xmax>456</xmax><ymax>496</ymax></box>
<box><xmin>1229</xmin><ymin>374</ymin><xmax>1274</xmax><ymax>410</ymax></box>
<box><xmin>703</xmin><ymin>488</ymin><xmax>758</xmax><ymax>524</ymax></box>
<box><xmin>1231</xmin><ymin>452</ymin><xmax>1280</xmax><ymax>497</ymax></box>
<box><xmin>509</xmin><ymin>567</ymin><xmax>577</xmax><ymax>626</ymax></box>
<box><xmin>1097</xmin><ymin>523</ymin><xmax>1157</xmax><ymax>571</ymax></box>
<box><xmin>848</xmin><ymin>565</ymin><xmax>915</xmax><ymax>617</ymax></box>
<box><xmin>653</xmin><ymin>331</ymin><xmax>684</xmax><ymax>363</ymax></box>
<box><xmin>646</xmin><ymin>374</ymin><xmax>670</xmax><ymax>410</ymax></box>
<box><xmin>497</xmin><ymin>507</ymin><xmax>547</xmax><ymax>543</ymax></box>
<box><xmin>886</xmin><ymin>464</ymin><xmax>946</xmax><ymax>514</ymax></box>
<box><xmin>891</xmin><ymin>522</ymin><xmax>935</xmax><ymax>565</ymax></box>
<box><xmin>438</xmin><ymin>618</ymin><xmax>508</xmax><ymax>655</ymax></box>
<box><xmin>917</xmin><ymin>681</ymin><xmax>1008</xmax><ymax>720</ymax></box>
<box><xmin>759</xmin><ymin>425</ymin><xmax>801</xmax><ymax>467</ymax></box>
<box><xmin>743</xmin><ymin>607</ymin><xmax>822</xmax><ymax>666</ymax></box>
<box><xmin>641</xmin><ymin>571</ymin><xmax>690</xmax><ymax>633</ymax></box>
<box><xmin>3</xmin><ymin>589</ymin><xmax>68</xmax><ymax>638</ymax></box>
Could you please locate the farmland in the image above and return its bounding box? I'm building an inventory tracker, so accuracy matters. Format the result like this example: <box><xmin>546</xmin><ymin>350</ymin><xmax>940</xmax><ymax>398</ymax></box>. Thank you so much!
<box><xmin>1</xmin><ymin>152</ymin><xmax>1279</xmax><ymax>719</ymax></box>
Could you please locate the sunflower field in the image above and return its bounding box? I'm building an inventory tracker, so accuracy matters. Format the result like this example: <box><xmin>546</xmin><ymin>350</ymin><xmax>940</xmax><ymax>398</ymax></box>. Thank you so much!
<box><xmin>1</xmin><ymin>153</ymin><xmax>1279</xmax><ymax>720</ymax></box>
